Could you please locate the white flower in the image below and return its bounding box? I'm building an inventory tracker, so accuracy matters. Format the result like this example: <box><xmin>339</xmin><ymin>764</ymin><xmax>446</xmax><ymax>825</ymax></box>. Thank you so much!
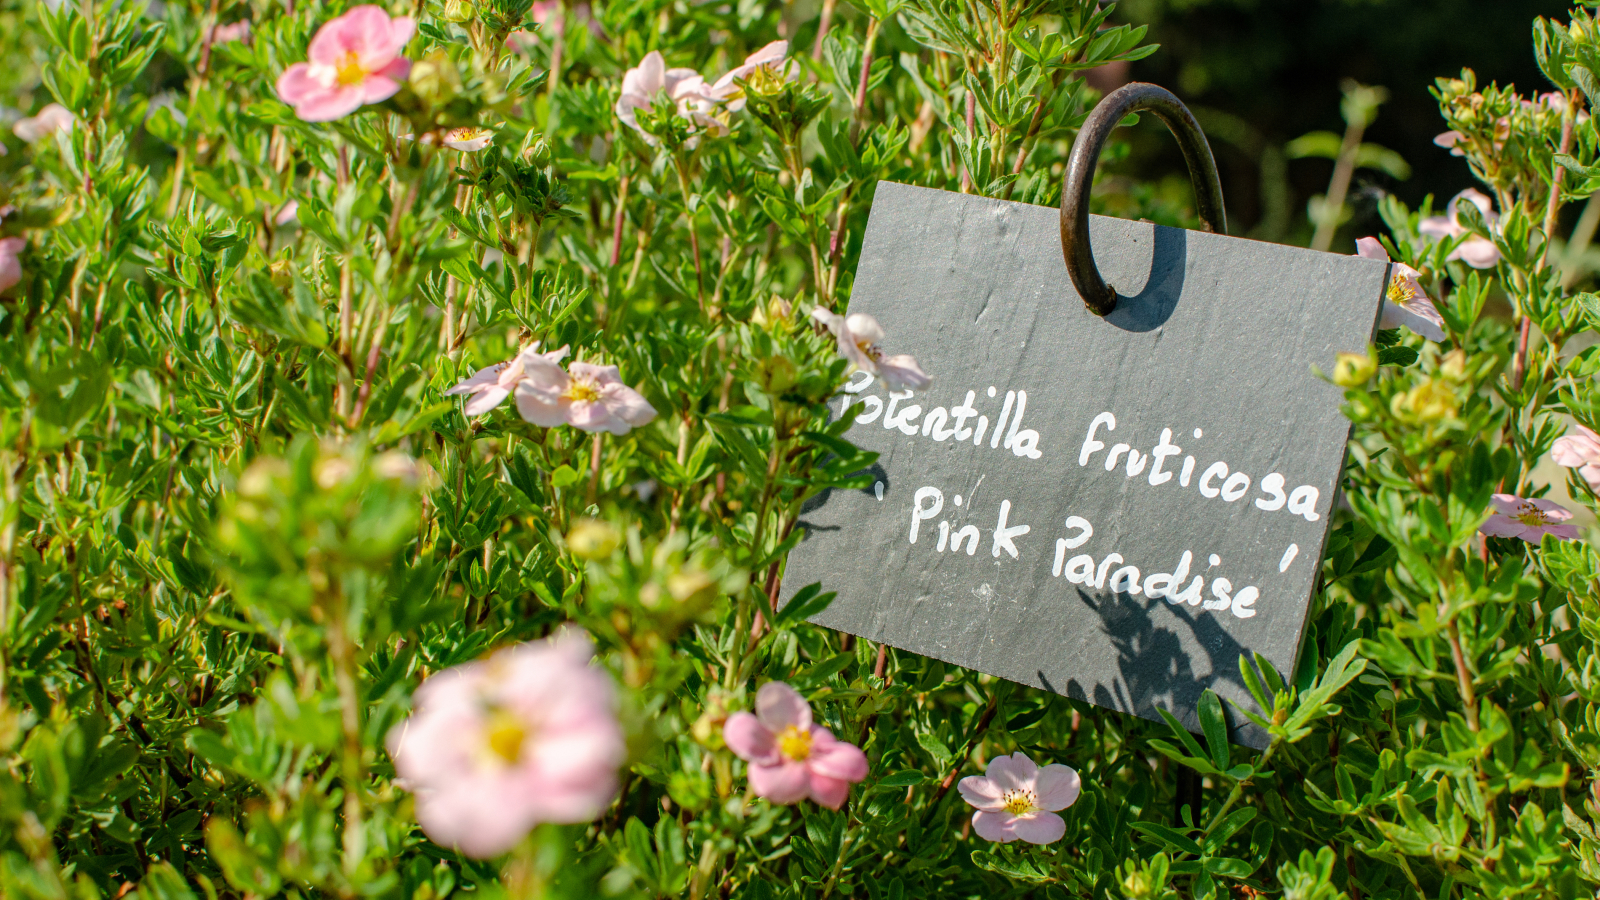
<box><xmin>1417</xmin><ymin>188</ymin><xmax>1500</xmax><ymax>269</ymax></box>
<box><xmin>615</xmin><ymin>51</ymin><xmax>720</xmax><ymax>145</ymax></box>
<box><xmin>810</xmin><ymin>308</ymin><xmax>931</xmax><ymax>392</ymax></box>
<box><xmin>13</xmin><ymin>104</ymin><xmax>74</xmax><ymax>142</ymax></box>
<box><xmin>1354</xmin><ymin>237</ymin><xmax>1446</xmax><ymax>342</ymax></box>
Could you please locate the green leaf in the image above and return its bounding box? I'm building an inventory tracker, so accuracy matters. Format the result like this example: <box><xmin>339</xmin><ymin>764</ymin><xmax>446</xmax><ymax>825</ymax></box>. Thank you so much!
<box><xmin>1198</xmin><ymin>690</ymin><xmax>1231</xmax><ymax>771</ymax></box>
<box><xmin>551</xmin><ymin>464</ymin><xmax>581</xmax><ymax>488</ymax></box>
<box><xmin>776</xmin><ymin>581</ymin><xmax>838</xmax><ymax>625</ymax></box>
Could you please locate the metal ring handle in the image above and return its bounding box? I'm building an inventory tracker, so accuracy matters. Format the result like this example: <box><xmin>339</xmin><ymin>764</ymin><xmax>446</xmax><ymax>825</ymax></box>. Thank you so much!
<box><xmin>1060</xmin><ymin>83</ymin><xmax>1227</xmax><ymax>317</ymax></box>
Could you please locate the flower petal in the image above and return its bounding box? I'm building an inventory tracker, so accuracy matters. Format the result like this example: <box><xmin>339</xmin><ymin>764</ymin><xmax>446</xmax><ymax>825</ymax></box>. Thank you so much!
<box><xmin>723</xmin><ymin>712</ymin><xmax>779</xmax><ymax>765</ymax></box>
<box><xmin>879</xmin><ymin>355</ymin><xmax>930</xmax><ymax>392</ymax></box>
<box><xmin>805</xmin><ymin>730</ymin><xmax>867</xmax><ymax>783</ymax></box>
<box><xmin>601</xmin><ymin>382</ymin><xmax>658</xmax><ymax>428</ymax></box>
<box><xmin>754</xmin><ymin>681</ymin><xmax>811</xmax><ymax>732</ymax></box>
<box><xmin>1009</xmin><ymin>811</ymin><xmax>1066</xmax><ymax>845</ymax></box>
<box><xmin>807</xmin><ymin>773</ymin><xmax>851</xmax><ymax>809</ymax></box>
<box><xmin>971</xmin><ymin>810</ymin><xmax>1017</xmax><ymax>843</ymax></box>
<box><xmin>748</xmin><ymin>760</ymin><xmax>811</xmax><ymax>805</ymax></box>
<box><xmin>514</xmin><ymin>383</ymin><xmax>573</xmax><ymax>427</ymax></box>
<box><xmin>446</xmin><ymin>364</ymin><xmax>505</xmax><ymax>395</ymax></box>
<box><xmin>462</xmin><ymin>386</ymin><xmax>512</xmax><ymax>417</ymax></box>
<box><xmin>958</xmin><ymin>775</ymin><xmax>1006</xmax><ymax>812</ymax></box>
<box><xmin>1034</xmin><ymin>764</ymin><xmax>1081</xmax><ymax>811</ymax></box>
<box><xmin>985</xmin><ymin>752</ymin><xmax>1038</xmax><ymax>793</ymax></box>
<box><xmin>844</xmin><ymin>313</ymin><xmax>885</xmax><ymax>345</ymax></box>
<box><xmin>1353</xmin><ymin>237</ymin><xmax>1390</xmax><ymax>263</ymax></box>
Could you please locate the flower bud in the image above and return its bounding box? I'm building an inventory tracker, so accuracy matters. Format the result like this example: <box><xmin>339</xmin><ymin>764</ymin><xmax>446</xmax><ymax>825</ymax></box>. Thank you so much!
<box><xmin>1440</xmin><ymin>348</ymin><xmax>1468</xmax><ymax>382</ymax></box>
<box><xmin>567</xmin><ymin>519</ymin><xmax>620</xmax><ymax>560</ymax></box>
<box><xmin>409</xmin><ymin>51</ymin><xmax>463</xmax><ymax>106</ymax></box>
<box><xmin>1390</xmin><ymin>378</ymin><xmax>1457</xmax><ymax>422</ymax></box>
<box><xmin>1332</xmin><ymin>351</ymin><xmax>1376</xmax><ymax>387</ymax></box>
<box><xmin>755</xmin><ymin>355</ymin><xmax>797</xmax><ymax>394</ymax></box>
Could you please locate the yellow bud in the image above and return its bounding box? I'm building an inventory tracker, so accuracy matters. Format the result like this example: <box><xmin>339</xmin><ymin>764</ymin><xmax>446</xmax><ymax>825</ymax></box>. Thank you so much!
<box><xmin>567</xmin><ymin>519</ymin><xmax>620</xmax><ymax>560</ymax></box>
<box><xmin>1440</xmin><ymin>348</ymin><xmax>1468</xmax><ymax>381</ymax></box>
<box><xmin>1332</xmin><ymin>351</ymin><xmax>1376</xmax><ymax>387</ymax></box>
<box><xmin>1390</xmin><ymin>378</ymin><xmax>1457</xmax><ymax>422</ymax></box>
<box><xmin>667</xmin><ymin>569</ymin><xmax>717</xmax><ymax>605</ymax></box>
<box><xmin>409</xmin><ymin>51</ymin><xmax>463</xmax><ymax>105</ymax></box>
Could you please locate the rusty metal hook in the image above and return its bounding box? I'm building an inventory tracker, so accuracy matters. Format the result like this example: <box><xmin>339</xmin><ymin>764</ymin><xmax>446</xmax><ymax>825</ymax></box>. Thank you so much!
<box><xmin>1060</xmin><ymin>83</ymin><xmax>1227</xmax><ymax>317</ymax></box>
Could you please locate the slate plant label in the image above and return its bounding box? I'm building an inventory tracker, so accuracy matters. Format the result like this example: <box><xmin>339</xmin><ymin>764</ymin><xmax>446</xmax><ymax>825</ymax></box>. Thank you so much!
<box><xmin>784</xmin><ymin>181</ymin><xmax>1389</xmax><ymax>748</ymax></box>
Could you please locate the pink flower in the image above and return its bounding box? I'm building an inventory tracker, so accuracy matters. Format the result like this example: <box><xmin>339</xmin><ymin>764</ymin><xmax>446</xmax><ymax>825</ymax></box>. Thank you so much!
<box><xmin>1354</xmin><ymin>237</ymin><xmax>1446</xmax><ymax>342</ymax></box>
<box><xmin>514</xmin><ymin>356</ymin><xmax>658</xmax><ymax>435</ymax></box>
<box><xmin>274</xmin><ymin>200</ymin><xmax>299</xmax><ymax>225</ymax></box>
<box><xmin>810</xmin><ymin>308</ymin><xmax>931</xmax><ymax>391</ymax></box>
<box><xmin>1418</xmin><ymin>189</ymin><xmax>1500</xmax><ymax>269</ymax></box>
<box><xmin>1434</xmin><ymin>131</ymin><xmax>1465</xmax><ymax>157</ymax></box>
<box><xmin>0</xmin><ymin>237</ymin><xmax>23</xmax><ymax>293</ymax></box>
<box><xmin>1552</xmin><ymin>423</ymin><xmax>1600</xmax><ymax>490</ymax></box>
<box><xmin>446</xmin><ymin>343</ymin><xmax>570</xmax><ymax>417</ymax></box>
<box><xmin>1481</xmin><ymin>493</ymin><xmax>1581</xmax><ymax>543</ymax></box>
<box><xmin>723</xmin><ymin>682</ymin><xmax>868</xmax><ymax>809</ymax></box>
<box><xmin>13</xmin><ymin>104</ymin><xmax>74</xmax><ymax>142</ymax></box>
<box><xmin>707</xmin><ymin>40</ymin><xmax>791</xmax><ymax>111</ymax></box>
<box><xmin>210</xmin><ymin>20</ymin><xmax>251</xmax><ymax>43</ymax></box>
<box><xmin>275</xmin><ymin>6</ymin><xmax>414</xmax><ymax>122</ymax></box>
<box><xmin>958</xmin><ymin>752</ymin><xmax>1081</xmax><ymax>844</ymax></box>
<box><xmin>386</xmin><ymin>629</ymin><xmax>626</xmax><ymax>859</ymax></box>
<box><xmin>614</xmin><ymin>51</ymin><xmax>721</xmax><ymax>144</ymax></box>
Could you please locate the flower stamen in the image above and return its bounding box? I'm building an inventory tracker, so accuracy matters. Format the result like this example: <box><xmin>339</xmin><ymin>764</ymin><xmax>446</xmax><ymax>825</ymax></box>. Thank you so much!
<box><xmin>777</xmin><ymin>725</ymin><xmax>812</xmax><ymax>761</ymax></box>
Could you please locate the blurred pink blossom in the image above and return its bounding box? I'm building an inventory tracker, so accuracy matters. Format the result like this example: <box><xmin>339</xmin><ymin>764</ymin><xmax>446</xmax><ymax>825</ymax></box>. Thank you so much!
<box><xmin>0</xmin><ymin>237</ymin><xmax>24</xmax><ymax>293</ymax></box>
<box><xmin>276</xmin><ymin>6</ymin><xmax>414</xmax><ymax>122</ymax></box>
<box><xmin>723</xmin><ymin>682</ymin><xmax>868</xmax><ymax>809</ymax></box>
<box><xmin>810</xmin><ymin>308</ymin><xmax>931</xmax><ymax>391</ymax></box>
<box><xmin>274</xmin><ymin>200</ymin><xmax>299</xmax><ymax>225</ymax></box>
<box><xmin>386</xmin><ymin>629</ymin><xmax>625</xmax><ymax>858</ymax></box>
<box><xmin>958</xmin><ymin>752</ymin><xmax>1081</xmax><ymax>844</ymax></box>
<box><xmin>514</xmin><ymin>356</ymin><xmax>658</xmax><ymax>435</ymax></box>
<box><xmin>210</xmin><ymin>20</ymin><xmax>251</xmax><ymax>43</ymax></box>
<box><xmin>1433</xmin><ymin>131</ymin><xmax>1465</xmax><ymax>157</ymax></box>
<box><xmin>446</xmin><ymin>343</ymin><xmax>571</xmax><ymax>417</ymax></box>
<box><xmin>1418</xmin><ymin>188</ymin><xmax>1500</xmax><ymax>269</ymax></box>
<box><xmin>1354</xmin><ymin>237</ymin><xmax>1445</xmax><ymax>342</ymax></box>
<box><xmin>13</xmin><ymin>104</ymin><xmax>74</xmax><ymax>142</ymax></box>
<box><xmin>1552</xmin><ymin>423</ymin><xmax>1600</xmax><ymax>490</ymax></box>
<box><xmin>1481</xmin><ymin>493</ymin><xmax>1580</xmax><ymax>543</ymax></box>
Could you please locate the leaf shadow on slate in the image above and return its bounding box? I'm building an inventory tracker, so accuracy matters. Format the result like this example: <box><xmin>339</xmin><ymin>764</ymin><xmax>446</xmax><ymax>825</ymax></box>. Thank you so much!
<box><xmin>799</xmin><ymin>462</ymin><xmax>890</xmax><ymax>533</ymax></box>
<box><xmin>782</xmin><ymin>181</ymin><xmax>1387</xmax><ymax>750</ymax></box>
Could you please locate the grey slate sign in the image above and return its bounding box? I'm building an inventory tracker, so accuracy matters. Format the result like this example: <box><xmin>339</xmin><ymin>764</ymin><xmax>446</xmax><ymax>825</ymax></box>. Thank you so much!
<box><xmin>783</xmin><ymin>181</ymin><xmax>1388</xmax><ymax>749</ymax></box>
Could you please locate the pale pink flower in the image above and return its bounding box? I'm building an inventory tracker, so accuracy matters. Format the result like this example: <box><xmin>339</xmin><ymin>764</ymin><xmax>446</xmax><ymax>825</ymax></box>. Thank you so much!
<box><xmin>0</xmin><ymin>237</ymin><xmax>23</xmax><ymax>293</ymax></box>
<box><xmin>1481</xmin><ymin>493</ymin><xmax>1580</xmax><ymax>543</ymax></box>
<box><xmin>1418</xmin><ymin>189</ymin><xmax>1500</xmax><ymax>269</ymax></box>
<box><xmin>514</xmin><ymin>356</ymin><xmax>658</xmax><ymax>435</ymax></box>
<box><xmin>707</xmin><ymin>40</ymin><xmax>791</xmax><ymax>111</ymax></box>
<box><xmin>446</xmin><ymin>343</ymin><xmax>570</xmax><ymax>417</ymax></box>
<box><xmin>274</xmin><ymin>200</ymin><xmax>299</xmax><ymax>225</ymax></box>
<box><xmin>387</xmin><ymin>629</ymin><xmax>625</xmax><ymax>859</ymax></box>
<box><xmin>402</xmin><ymin>126</ymin><xmax>493</xmax><ymax>151</ymax></box>
<box><xmin>13</xmin><ymin>104</ymin><xmax>74</xmax><ymax>142</ymax></box>
<box><xmin>958</xmin><ymin>752</ymin><xmax>1081</xmax><ymax>845</ymax></box>
<box><xmin>1552</xmin><ymin>423</ymin><xmax>1600</xmax><ymax>490</ymax></box>
<box><xmin>723</xmin><ymin>682</ymin><xmax>868</xmax><ymax>809</ymax></box>
<box><xmin>810</xmin><ymin>308</ymin><xmax>931</xmax><ymax>391</ymax></box>
<box><xmin>614</xmin><ymin>51</ymin><xmax>722</xmax><ymax>145</ymax></box>
<box><xmin>1354</xmin><ymin>237</ymin><xmax>1446</xmax><ymax>342</ymax></box>
<box><xmin>1434</xmin><ymin>131</ymin><xmax>1465</xmax><ymax>157</ymax></box>
<box><xmin>210</xmin><ymin>20</ymin><xmax>251</xmax><ymax>43</ymax></box>
<box><xmin>275</xmin><ymin>6</ymin><xmax>414</xmax><ymax>122</ymax></box>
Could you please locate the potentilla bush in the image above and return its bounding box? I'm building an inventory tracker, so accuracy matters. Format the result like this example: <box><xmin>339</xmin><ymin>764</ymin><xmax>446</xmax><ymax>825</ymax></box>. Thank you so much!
<box><xmin>3</xmin><ymin>0</ymin><xmax>1600</xmax><ymax>895</ymax></box>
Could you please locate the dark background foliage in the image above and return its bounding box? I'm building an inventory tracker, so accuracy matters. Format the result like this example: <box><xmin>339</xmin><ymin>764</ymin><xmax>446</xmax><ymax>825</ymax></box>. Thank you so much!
<box><xmin>1115</xmin><ymin>0</ymin><xmax>1562</xmax><ymax>246</ymax></box>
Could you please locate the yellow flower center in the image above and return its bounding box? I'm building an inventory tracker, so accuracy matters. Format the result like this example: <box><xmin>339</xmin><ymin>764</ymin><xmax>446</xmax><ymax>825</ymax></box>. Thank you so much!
<box><xmin>335</xmin><ymin>51</ymin><xmax>368</xmax><ymax>86</ymax></box>
<box><xmin>777</xmin><ymin>725</ymin><xmax>812</xmax><ymax>761</ymax></box>
<box><xmin>1001</xmin><ymin>789</ymin><xmax>1040</xmax><ymax>816</ymax></box>
<box><xmin>564</xmin><ymin>377</ymin><xmax>602</xmax><ymax>403</ymax></box>
<box><xmin>485</xmin><ymin>708</ymin><xmax>528</xmax><ymax>764</ymax></box>
<box><xmin>1512</xmin><ymin>502</ymin><xmax>1557</xmax><ymax>527</ymax></box>
<box><xmin>1387</xmin><ymin>275</ymin><xmax>1419</xmax><ymax>305</ymax></box>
